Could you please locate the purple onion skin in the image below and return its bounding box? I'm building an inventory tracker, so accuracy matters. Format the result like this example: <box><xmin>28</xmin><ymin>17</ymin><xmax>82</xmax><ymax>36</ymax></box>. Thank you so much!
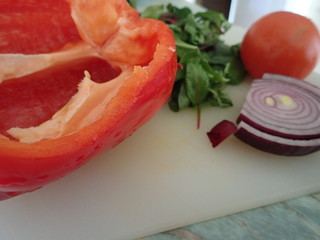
<box><xmin>207</xmin><ymin>120</ymin><xmax>238</xmax><ymax>148</ymax></box>
<box><xmin>235</xmin><ymin>127</ymin><xmax>320</xmax><ymax>156</ymax></box>
<box><xmin>236</xmin><ymin>114</ymin><xmax>320</xmax><ymax>140</ymax></box>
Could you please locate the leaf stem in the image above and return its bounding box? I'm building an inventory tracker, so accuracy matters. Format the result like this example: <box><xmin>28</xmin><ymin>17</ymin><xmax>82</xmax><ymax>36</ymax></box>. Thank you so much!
<box><xmin>196</xmin><ymin>105</ymin><xmax>201</xmax><ymax>129</ymax></box>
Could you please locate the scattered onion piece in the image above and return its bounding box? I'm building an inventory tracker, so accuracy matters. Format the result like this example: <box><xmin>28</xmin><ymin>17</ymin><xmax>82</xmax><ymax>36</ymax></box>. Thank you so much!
<box><xmin>207</xmin><ymin>120</ymin><xmax>238</xmax><ymax>147</ymax></box>
<box><xmin>235</xmin><ymin>73</ymin><xmax>320</xmax><ymax>156</ymax></box>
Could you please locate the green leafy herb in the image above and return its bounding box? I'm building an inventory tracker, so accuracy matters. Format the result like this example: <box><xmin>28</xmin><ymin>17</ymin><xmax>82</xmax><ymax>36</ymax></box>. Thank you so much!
<box><xmin>141</xmin><ymin>4</ymin><xmax>247</xmax><ymax>127</ymax></box>
<box><xmin>127</xmin><ymin>0</ymin><xmax>137</xmax><ymax>8</ymax></box>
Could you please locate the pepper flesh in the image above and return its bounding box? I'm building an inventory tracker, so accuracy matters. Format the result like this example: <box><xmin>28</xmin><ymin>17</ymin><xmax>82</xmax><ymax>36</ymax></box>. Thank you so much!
<box><xmin>0</xmin><ymin>0</ymin><xmax>177</xmax><ymax>200</ymax></box>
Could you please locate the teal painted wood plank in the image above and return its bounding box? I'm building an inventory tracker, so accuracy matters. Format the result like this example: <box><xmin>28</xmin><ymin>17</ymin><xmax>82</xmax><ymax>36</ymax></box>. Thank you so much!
<box><xmin>284</xmin><ymin>196</ymin><xmax>320</xmax><ymax>235</ymax></box>
<box><xmin>140</xmin><ymin>193</ymin><xmax>320</xmax><ymax>240</ymax></box>
<box><xmin>313</xmin><ymin>192</ymin><xmax>320</xmax><ymax>201</ymax></box>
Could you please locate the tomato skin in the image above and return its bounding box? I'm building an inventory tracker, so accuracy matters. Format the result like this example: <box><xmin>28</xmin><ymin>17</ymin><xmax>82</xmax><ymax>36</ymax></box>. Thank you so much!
<box><xmin>240</xmin><ymin>11</ymin><xmax>320</xmax><ymax>79</ymax></box>
<box><xmin>0</xmin><ymin>0</ymin><xmax>177</xmax><ymax>200</ymax></box>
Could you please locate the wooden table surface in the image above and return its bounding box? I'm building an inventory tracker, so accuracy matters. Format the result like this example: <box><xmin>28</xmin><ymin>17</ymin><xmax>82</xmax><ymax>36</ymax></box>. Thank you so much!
<box><xmin>141</xmin><ymin>192</ymin><xmax>320</xmax><ymax>239</ymax></box>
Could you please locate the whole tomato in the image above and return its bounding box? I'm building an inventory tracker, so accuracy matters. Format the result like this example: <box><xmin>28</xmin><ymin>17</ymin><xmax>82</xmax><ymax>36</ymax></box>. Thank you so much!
<box><xmin>240</xmin><ymin>11</ymin><xmax>320</xmax><ymax>79</ymax></box>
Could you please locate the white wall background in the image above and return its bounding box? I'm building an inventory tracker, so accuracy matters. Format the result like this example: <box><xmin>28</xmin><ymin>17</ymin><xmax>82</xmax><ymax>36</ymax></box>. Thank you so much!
<box><xmin>229</xmin><ymin>0</ymin><xmax>320</xmax><ymax>29</ymax></box>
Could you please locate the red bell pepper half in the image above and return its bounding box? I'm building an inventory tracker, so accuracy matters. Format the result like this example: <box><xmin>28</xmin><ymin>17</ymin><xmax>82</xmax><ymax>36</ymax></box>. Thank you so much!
<box><xmin>0</xmin><ymin>0</ymin><xmax>177</xmax><ymax>200</ymax></box>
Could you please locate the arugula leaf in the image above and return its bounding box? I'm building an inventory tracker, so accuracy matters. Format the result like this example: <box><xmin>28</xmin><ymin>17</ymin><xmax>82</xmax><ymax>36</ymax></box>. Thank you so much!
<box><xmin>224</xmin><ymin>45</ymin><xmax>247</xmax><ymax>85</ymax></box>
<box><xmin>208</xmin><ymin>89</ymin><xmax>233</xmax><ymax>107</ymax></box>
<box><xmin>167</xmin><ymin>4</ymin><xmax>193</xmax><ymax>21</ymax></box>
<box><xmin>195</xmin><ymin>11</ymin><xmax>231</xmax><ymax>34</ymax></box>
<box><xmin>178</xmin><ymin>83</ymin><xmax>191</xmax><ymax>110</ymax></box>
<box><xmin>140</xmin><ymin>4</ymin><xmax>247</xmax><ymax>125</ymax></box>
<box><xmin>127</xmin><ymin>0</ymin><xmax>137</xmax><ymax>8</ymax></box>
<box><xmin>185</xmin><ymin>62</ymin><xmax>210</xmax><ymax>106</ymax></box>
<box><xmin>140</xmin><ymin>4</ymin><xmax>164</xmax><ymax>19</ymax></box>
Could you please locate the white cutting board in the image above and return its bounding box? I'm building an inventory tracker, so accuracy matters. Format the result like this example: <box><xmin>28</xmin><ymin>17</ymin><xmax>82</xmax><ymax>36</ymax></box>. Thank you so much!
<box><xmin>1</xmin><ymin>2</ymin><xmax>320</xmax><ymax>240</ymax></box>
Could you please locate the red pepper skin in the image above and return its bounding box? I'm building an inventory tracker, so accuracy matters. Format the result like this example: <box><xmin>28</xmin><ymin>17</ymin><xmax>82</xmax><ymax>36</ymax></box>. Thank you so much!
<box><xmin>0</xmin><ymin>0</ymin><xmax>177</xmax><ymax>200</ymax></box>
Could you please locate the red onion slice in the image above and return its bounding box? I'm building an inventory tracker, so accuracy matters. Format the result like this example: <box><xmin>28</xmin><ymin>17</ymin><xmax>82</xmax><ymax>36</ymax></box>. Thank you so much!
<box><xmin>235</xmin><ymin>73</ymin><xmax>320</xmax><ymax>156</ymax></box>
<box><xmin>207</xmin><ymin>120</ymin><xmax>238</xmax><ymax>147</ymax></box>
<box><xmin>237</xmin><ymin>121</ymin><xmax>320</xmax><ymax>156</ymax></box>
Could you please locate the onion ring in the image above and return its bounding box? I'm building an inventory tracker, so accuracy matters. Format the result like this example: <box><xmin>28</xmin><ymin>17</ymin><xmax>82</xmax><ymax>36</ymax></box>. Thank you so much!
<box><xmin>235</xmin><ymin>74</ymin><xmax>320</xmax><ymax>156</ymax></box>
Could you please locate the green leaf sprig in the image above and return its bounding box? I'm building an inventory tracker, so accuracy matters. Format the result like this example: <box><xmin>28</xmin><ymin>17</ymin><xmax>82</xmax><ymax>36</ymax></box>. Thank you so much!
<box><xmin>127</xmin><ymin>0</ymin><xmax>137</xmax><ymax>8</ymax></box>
<box><xmin>141</xmin><ymin>4</ymin><xmax>247</xmax><ymax>127</ymax></box>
